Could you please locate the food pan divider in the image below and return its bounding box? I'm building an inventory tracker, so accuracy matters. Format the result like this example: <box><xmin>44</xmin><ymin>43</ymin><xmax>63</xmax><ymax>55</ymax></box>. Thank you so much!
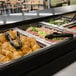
<box><xmin>40</xmin><ymin>21</ymin><xmax>76</xmax><ymax>35</ymax></box>
<box><xmin>61</xmin><ymin>20</ymin><xmax>76</xmax><ymax>27</ymax></box>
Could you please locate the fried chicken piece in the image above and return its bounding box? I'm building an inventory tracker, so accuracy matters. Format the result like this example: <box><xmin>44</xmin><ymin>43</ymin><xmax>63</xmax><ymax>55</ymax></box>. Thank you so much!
<box><xmin>20</xmin><ymin>35</ymin><xmax>30</xmax><ymax>47</ymax></box>
<box><xmin>2</xmin><ymin>57</ymin><xmax>10</xmax><ymax>63</ymax></box>
<box><xmin>13</xmin><ymin>51</ymin><xmax>23</xmax><ymax>59</ymax></box>
<box><xmin>2</xmin><ymin>41</ymin><xmax>24</xmax><ymax>59</ymax></box>
<box><xmin>28</xmin><ymin>37</ymin><xmax>41</xmax><ymax>51</ymax></box>
<box><xmin>20</xmin><ymin>36</ymin><xmax>32</xmax><ymax>54</ymax></box>
<box><xmin>0</xmin><ymin>54</ymin><xmax>5</xmax><ymax>59</ymax></box>
<box><xmin>17</xmin><ymin>50</ymin><xmax>24</xmax><ymax>56</ymax></box>
<box><xmin>0</xmin><ymin>54</ymin><xmax>10</xmax><ymax>63</ymax></box>
<box><xmin>21</xmin><ymin>45</ymin><xmax>32</xmax><ymax>54</ymax></box>
<box><xmin>0</xmin><ymin>56</ymin><xmax>10</xmax><ymax>63</ymax></box>
<box><xmin>2</xmin><ymin>42</ymin><xmax>16</xmax><ymax>53</ymax></box>
<box><xmin>2</xmin><ymin>49</ymin><xmax>13</xmax><ymax>59</ymax></box>
<box><xmin>0</xmin><ymin>42</ymin><xmax>2</xmax><ymax>53</ymax></box>
<box><xmin>0</xmin><ymin>33</ymin><xmax>7</xmax><ymax>43</ymax></box>
<box><xmin>2</xmin><ymin>49</ymin><xmax>23</xmax><ymax>60</ymax></box>
<box><xmin>32</xmin><ymin>44</ymin><xmax>41</xmax><ymax>51</ymax></box>
<box><xmin>7</xmin><ymin>30</ymin><xmax>17</xmax><ymax>39</ymax></box>
<box><xmin>28</xmin><ymin>37</ymin><xmax>37</xmax><ymax>46</ymax></box>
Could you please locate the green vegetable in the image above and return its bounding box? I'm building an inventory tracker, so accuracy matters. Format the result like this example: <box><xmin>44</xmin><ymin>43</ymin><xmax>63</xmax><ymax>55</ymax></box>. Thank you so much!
<box><xmin>49</xmin><ymin>19</ymin><xmax>57</xmax><ymax>25</ymax></box>
<box><xmin>49</xmin><ymin>18</ymin><xmax>69</xmax><ymax>26</ymax></box>
<box><xmin>31</xmin><ymin>27</ymin><xmax>47</xmax><ymax>37</ymax></box>
<box><xmin>51</xmin><ymin>37</ymin><xmax>63</xmax><ymax>40</ymax></box>
<box><xmin>32</xmin><ymin>27</ymin><xmax>38</xmax><ymax>32</ymax></box>
<box><xmin>38</xmin><ymin>31</ymin><xmax>47</xmax><ymax>37</ymax></box>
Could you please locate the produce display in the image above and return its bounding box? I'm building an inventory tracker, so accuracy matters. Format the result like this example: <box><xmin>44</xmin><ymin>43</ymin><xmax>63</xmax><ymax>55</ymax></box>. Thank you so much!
<box><xmin>0</xmin><ymin>30</ymin><xmax>41</xmax><ymax>63</ymax></box>
<box><xmin>25</xmin><ymin>26</ymin><xmax>67</xmax><ymax>42</ymax></box>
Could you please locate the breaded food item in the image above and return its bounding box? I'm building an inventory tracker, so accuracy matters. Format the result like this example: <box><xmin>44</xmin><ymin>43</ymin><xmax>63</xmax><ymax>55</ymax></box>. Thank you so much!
<box><xmin>0</xmin><ymin>57</ymin><xmax>10</xmax><ymax>63</ymax></box>
<box><xmin>7</xmin><ymin>30</ymin><xmax>17</xmax><ymax>39</ymax></box>
<box><xmin>2</xmin><ymin>42</ymin><xmax>16</xmax><ymax>52</ymax></box>
<box><xmin>13</xmin><ymin>51</ymin><xmax>23</xmax><ymax>59</ymax></box>
<box><xmin>1</xmin><ymin>57</ymin><xmax>10</xmax><ymax>63</ymax></box>
<box><xmin>28</xmin><ymin>37</ymin><xmax>41</xmax><ymax>51</ymax></box>
<box><xmin>0</xmin><ymin>54</ymin><xmax>5</xmax><ymax>59</ymax></box>
<box><xmin>2</xmin><ymin>49</ymin><xmax>13</xmax><ymax>59</ymax></box>
<box><xmin>21</xmin><ymin>45</ymin><xmax>32</xmax><ymax>54</ymax></box>
<box><xmin>20</xmin><ymin>35</ymin><xmax>30</xmax><ymax>47</ymax></box>
<box><xmin>20</xmin><ymin>35</ymin><xmax>27</xmax><ymax>42</ymax></box>
<box><xmin>0</xmin><ymin>42</ymin><xmax>2</xmax><ymax>53</ymax></box>
<box><xmin>32</xmin><ymin>44</ymin><xmax>41</xmax><ymax>51</ymax></box>
<box><xmin>28</xmin><ymin>37</ymin><xmax>37</xmax><ymax>47</ymax></box>
<box><xmin>20</xmin><ymin>36</ymin><xmax>32</xmax><ymax>54</ymax></box>
<box><xmin>0</xmin><ymin>54</ymin><xmax>10</xmax><ymax>63</ymax></box>
<box><xmin>0</xmin><ymin>33</ymin><xmax>7</xmax><ymax>43</ymax></box>
<box><xmin>17</xmin><ymin>50</ymin><xmax>24</xmax><ymax>56</ymax></box>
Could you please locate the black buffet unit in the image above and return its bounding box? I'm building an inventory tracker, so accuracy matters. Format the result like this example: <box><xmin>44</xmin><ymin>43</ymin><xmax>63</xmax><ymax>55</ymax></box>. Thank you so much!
<box><xmin>0</xmin><ymin>5</ymin><xmax>76</xmax><ymax>76</ymax></box>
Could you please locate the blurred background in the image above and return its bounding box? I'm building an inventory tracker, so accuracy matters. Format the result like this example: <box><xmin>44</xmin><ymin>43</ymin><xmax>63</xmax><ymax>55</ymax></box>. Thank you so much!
<box><xmin>51</xmin><ymin>0</ymin><xmax>76</xmax><ymax>7</ymax></box>
<box><xmin>0</xmin><ymin>0</ymin><xmax>75</xmax><ymax>15</ymax></box>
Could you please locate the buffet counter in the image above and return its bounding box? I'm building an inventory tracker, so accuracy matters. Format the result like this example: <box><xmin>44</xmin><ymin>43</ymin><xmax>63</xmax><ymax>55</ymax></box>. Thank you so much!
<box><xmin>0</xmin><ymin>5</ymin><xmax>76</xmax><ymax>76</ymax></box>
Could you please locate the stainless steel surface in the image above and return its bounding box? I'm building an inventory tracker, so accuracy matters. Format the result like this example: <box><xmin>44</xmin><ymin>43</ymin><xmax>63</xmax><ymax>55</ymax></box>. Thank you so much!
<box><xmin>40</xmin><ymin>21</ymin><xmax>76</xmax><ymax>36</ymax></box>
